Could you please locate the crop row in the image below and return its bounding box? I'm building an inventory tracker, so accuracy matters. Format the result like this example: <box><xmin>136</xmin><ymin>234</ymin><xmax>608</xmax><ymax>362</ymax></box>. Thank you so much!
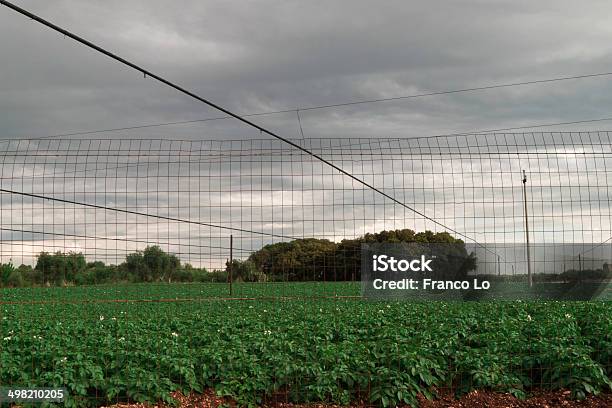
<box><xmin>0</xmin><ymin>286</ymin><xmax>610</xmax><ymax>407</ymax></box>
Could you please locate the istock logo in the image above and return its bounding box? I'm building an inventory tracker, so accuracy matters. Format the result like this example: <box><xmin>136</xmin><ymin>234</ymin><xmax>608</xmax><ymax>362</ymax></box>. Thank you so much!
<box><xmin>372</xmin><ymin>254</ymin><xmax>433</xmax><ymax>272</ymax></box>
<box><xmin>362</xmin><ymin>243</ymin><xmax>496</xmax><ymax>301</ymax></box>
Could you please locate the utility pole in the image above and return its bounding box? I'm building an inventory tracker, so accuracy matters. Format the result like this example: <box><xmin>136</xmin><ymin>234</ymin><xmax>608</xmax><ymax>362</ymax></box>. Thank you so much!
<box><xmin>497</xmin><ymin>255</ymin><xmax>501</xmax><ymax>276</ymax></box>
<box><xmin>522</xmin><ymin>170</ymin><xmax>533</xmax><ymax>287</ymax></box>
<box><xmin>229</xmin><ymin>235</ymin><xmax>233</xmax><ymax>296</ymax></box>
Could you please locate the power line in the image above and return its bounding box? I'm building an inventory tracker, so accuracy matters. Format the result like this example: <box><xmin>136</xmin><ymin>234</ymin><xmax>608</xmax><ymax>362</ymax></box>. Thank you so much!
<box><xmin>0</xmin><ymin>8</ymin><xmax>608</xmax><ymax>141</ymax></box>
<box><xmin>276</xmin><ymin>70</ymin><xmax>612</xmax><ymax>111</ymax></box>
<box><xmin>3</xmin><ymin>112</ymin><xmax>612</xmax><ymax>144</ymax></box>
<box><xmin>571</xmin><ymin>236</ymin><xmax>612</xmax><ymax>260</ymax></box>
<box><xmin>0</xmin><ymin>0</ymin><xmax>493</xmax><ymax>251</ymax></box>
<box><xmin>0</xmin><ymin>227</ymin><xmax>252</xmax><ymax>252</ymax></box>
<box><xmin>421</xmin><ymin>116</ymin><xmax>612</xmax><ymax>140</ymax></box>
<box><xmin>0</xmin><ymin>188</ymin><xmax>299</xmax><ymax>240</ymax></box>
<box><xmin>2</xmin><ymin>72</ymin><xmax>612</xmax><ymax>141</ymax></box>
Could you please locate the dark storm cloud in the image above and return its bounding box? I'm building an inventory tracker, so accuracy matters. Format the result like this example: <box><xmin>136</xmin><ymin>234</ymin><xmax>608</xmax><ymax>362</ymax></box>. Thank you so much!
<box><xmin>3</xmin><ymin>0</ymin><xmax>612</xmax><ymax>140</ymax></box>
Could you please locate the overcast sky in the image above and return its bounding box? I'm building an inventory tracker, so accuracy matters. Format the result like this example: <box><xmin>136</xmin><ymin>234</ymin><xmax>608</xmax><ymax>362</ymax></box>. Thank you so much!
<box><xmin>3</xmin><ymin>0</ymin><xmax>612</xmax><ymax>140</ymax></box>
<box><xmin>2</xmin><ymin>1</ymin><xmax>612</xmax><ymax>269</ymax></box>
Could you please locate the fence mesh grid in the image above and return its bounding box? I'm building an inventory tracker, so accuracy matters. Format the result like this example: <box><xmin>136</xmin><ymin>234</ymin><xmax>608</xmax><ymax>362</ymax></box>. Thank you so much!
<box><xmin>0</xmin><ymin>133</ymin><xmax>610</xmax><ymax>406</ymax></box>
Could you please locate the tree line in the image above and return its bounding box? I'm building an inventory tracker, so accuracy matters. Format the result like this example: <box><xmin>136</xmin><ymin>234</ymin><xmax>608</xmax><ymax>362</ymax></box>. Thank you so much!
<box><xmin>0</xmin><ymin>246</ymin><xmax>227</xmax><ymax>288</ymax></box>
<box><xmin>245</xmin><ymin>229</ymin><xmax>474</xmax><ymax>281</ymax></box>
<box><xmin>0</xmin><ymin>229</ymin><xmax>473</xmax><ymax>287</ymax></box>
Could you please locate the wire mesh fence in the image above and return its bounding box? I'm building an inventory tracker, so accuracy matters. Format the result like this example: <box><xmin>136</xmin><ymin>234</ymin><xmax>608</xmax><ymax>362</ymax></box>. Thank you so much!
<box><xmin>0</xmin><ymin>133</ymin><xmax>610</xmax><ymax>406</ymax></box>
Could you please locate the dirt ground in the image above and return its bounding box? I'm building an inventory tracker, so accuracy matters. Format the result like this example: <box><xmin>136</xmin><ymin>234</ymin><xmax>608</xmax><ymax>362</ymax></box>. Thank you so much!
<box><xmin>101</xmin><ymin>388</ymin><xmax>612</xmax><ymax>408</ymax></box>
<box><xmin>416</xmin><ymin>389</ymin><xmax>612</xmax><ymax>408</ymax></box>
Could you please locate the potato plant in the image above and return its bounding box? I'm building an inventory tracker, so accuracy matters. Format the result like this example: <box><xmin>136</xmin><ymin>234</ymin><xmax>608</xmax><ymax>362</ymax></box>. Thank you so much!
<box><xmin>0</xmin><ymin>283</ymin><xmax>610</xmax><ymax>407</ymax></box>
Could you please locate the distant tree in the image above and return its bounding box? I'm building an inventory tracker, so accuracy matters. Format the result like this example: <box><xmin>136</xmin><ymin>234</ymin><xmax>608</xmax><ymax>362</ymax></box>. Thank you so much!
<box><xmin>0</xmin><ymin>261</ymin><xmax>16</xmax><ymax>287</ymax></box>
<box><xmin>334</xmin><ymin>229</ymin><xmax>473</xmax><ymax>281</ymax></box>
<box><xmin>6</xmin><ymin>269</ymin><xmax>23</xmax><ymax>287</ymax></box>
<box><xmin>207</xmin><ymin>269</ymin><xmax>228</xmax><ymax>283</ymax></box>
<box><xmin>34</xmin><ymin>251</ymin><xmax>86</xmax><ymax>285</ymax></box>
<box><xmin>34</xmin><ymin>252</ymin><xmax>53</xmax><ymax>284</ymax></box>
<box><xmin>85</xmin><ymin>261</ymin><xmax>117</xmax><ymax>284</ymax></box>
<box><xmin>64</xmin><ymin>252</ymin><xmax>87</xmax><ymax>282</ymax></box>
<box><xmin>124</xmin><ymin>251</ymin><xmax>147</xmax><ymax>281</ymax></box>
<box><xmin>248</xmin><ymin>238</ymin><xmax>336</xmax><ymax>281</ymax></box>
<box><xmin>226</xmin><ymin>259</ymin><xmax>266</xmax><ymax>282</ymax></box>
<box><xmin>16</xmin><ymin>264</ymin><xmax>38</xmax><ymax>285</ymax></box>
<box><xmin>144</xmin><ymin>246</ymin><xmax>180</xmax><ymax>282</ymax></box>
<box><xmin>122</xmin><ymin>246</ymin><xmax>181</xmax><ymax>282</ymax></box>
<box><xmin>3</xmin><ymin>229</ymin><xmax>477</xmax><ymax>288</ymax></box>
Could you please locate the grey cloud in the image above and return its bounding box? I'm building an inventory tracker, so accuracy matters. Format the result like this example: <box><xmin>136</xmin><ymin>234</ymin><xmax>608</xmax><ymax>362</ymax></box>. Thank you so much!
<box><xmin>2</xmin><ymin>135</ymin><xmax>612</xmax><ymax>270</ymax></box>
<box><xmin>2</xmin><ymin>1</ymin><xmax>612</xmax><ymax>269</ymax></box>
<box><xmin>4</xmin><ymin>1</ymin><xmax>612</xmax><ymax>141</ymax></box>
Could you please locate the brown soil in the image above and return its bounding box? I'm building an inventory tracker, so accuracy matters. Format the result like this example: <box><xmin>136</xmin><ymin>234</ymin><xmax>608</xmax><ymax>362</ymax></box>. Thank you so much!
<box><xmin>417</xmin><ymin>388</ymin><xmax>612</xmax><ymax>407</ymax></box>
<box><xmin>101</xmin><ymin>389</ymin><xmax>612</xmax><ymax>408</ymax></box>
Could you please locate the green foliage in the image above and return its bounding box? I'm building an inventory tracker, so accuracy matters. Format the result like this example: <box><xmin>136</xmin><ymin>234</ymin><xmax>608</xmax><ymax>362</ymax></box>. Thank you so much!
<box><xmin>226</xmin><ymin>259</ymin><xmax>266</xmax><ymax>282</ymax></box>
<box><xmin>8</xmin><ymin>246</ymin><xmax>215</xmax><ymax>287</ymax></box>
<box><xmin>6</xmin><ymin>269</ymin><xmax>24</xmax><ymax>287</ymax></box>
<box><xmin>0</xmin><ymin>283</ymin><xmax>609</xmax><ymax>407</ymax></box>
<box><xmin>248</xmin><ymin>229</ymin><xmax>474</xmax><ymax>281</ymax></box>
<box><xmin>16</xmin><ymin>263</ymin><xmax>39</xmax><ymax>285</ymax></box>
<box><xmin>122</xmin><ymin>245</ymin><xmax>181</xmax><ymax>282</ymax></box>
<box><xmin>4</xmin><ymin>228</ymin><xmax>475</xmax><ymax>288</ymax></box>
<box><xmin>0</xmin><ymin>262</ymin><xmax>12</xmax><ymax>285</ymax></box>
<box><xmin>248</xmin><ymin>238</ymin><xmax>336</xmax><ymax>281</ymax></box>
<box><xmin>35</xmin><ymin>251</ymin><xmax>87</xmax><ymax>285</ymax></box>
<box><xmin>0</xmin><ymin>261</ymin><xmax>22</xmax><ymax>287</ymax></box>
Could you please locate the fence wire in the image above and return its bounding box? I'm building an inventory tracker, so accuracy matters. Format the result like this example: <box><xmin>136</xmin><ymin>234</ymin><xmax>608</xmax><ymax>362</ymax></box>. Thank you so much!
<box><xmin>0</xmin><ymin>132</ymin><xmax>610</xmax><ymax>406</ymax></box>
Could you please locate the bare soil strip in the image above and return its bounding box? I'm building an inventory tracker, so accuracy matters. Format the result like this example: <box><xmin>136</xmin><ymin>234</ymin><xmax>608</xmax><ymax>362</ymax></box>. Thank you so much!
<box><xmin>101</xmin><ymin>389</ymin><xmax>612</xmax><ymax>408</ymax></box>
